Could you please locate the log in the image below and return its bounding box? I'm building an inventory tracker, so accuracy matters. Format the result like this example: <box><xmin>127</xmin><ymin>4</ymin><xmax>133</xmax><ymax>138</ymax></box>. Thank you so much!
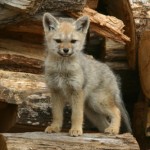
<box><xmin>0</xmin><ymin>70</ymin><xmax>48</xmax><ymax>104</ymax></box>
<box><xmin>138</xmin><ymin>31</ymin><xmax>150</xmax><ymax>99</ymax></box>
<box><xmin>68</xmin><ymin>7</ymin><xmax>130</xmax><ymax>43</ymax></box>
<box><xmin>0</xmin><ymin>0</ymin><xmax>86</xmax><ymax>13</ymax></box>
<box><xmin>1</xmin><ymin>132</ymin><xmax>140</xmax><ymax>150</ymax></box>
<box><xmin>0</xmin><ymin>38</ymin><xmax>44</xmax><ymax>73</ymax></box>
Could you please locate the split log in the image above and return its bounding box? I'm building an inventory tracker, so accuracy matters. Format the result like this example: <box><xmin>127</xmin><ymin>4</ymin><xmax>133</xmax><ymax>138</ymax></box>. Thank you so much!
<box><xmin>1</xmin><ymin>132</ymin><xmax>140</xmax><ymax>150</ymax></box>
<box><xmin>69</xmin><ymin>7</ymin><xmax>130</xmax><ymax>43</ymax></box>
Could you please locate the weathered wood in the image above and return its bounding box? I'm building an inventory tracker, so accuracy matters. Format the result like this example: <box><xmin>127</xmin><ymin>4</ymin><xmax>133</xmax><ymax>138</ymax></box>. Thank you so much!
<box><xmin>0</xmin><ymin>38</ymin><xmax>44</xmax><ymax>73</ymax></box>
<box><xmin>0</xmin><ymin>70</ymin><xmax>48</xmax><ymax>104</ymax></box>
<box><xmin>1</xmin><ymin>132</ymin><xmax>140</xmax><ymax>150</ymax></box>
<box><xmin>138</xmin><ymin>31</ymin><xmax>150</xmax><ymax>99</ymax></box>
<box><xmin>0</xmin><ymin>0</ymin><xmax>86</xmax><ymax>13</ymax></box>
<box><xmin>69</xmin><ymin>7</ymin><xmax>130</xmax><ymax>43</ymax></box>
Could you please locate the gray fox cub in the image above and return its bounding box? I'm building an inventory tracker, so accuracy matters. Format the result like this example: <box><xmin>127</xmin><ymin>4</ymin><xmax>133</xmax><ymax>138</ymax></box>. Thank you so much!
<box><xmin>43</xmin><ymin>13</ymin><xmax>132</xmax><ymax>136</ymax></box>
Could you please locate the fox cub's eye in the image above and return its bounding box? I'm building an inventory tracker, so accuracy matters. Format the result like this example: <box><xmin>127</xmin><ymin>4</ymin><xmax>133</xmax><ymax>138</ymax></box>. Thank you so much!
<box><xmin>54</xmin><ymin>39</ymin><xmax>62</xmax><ymax>43</ymax></box>
<box><xmin>71</xmin><ymin>40</ymin><xmax>77</xmax><ymax>44</ymax></box>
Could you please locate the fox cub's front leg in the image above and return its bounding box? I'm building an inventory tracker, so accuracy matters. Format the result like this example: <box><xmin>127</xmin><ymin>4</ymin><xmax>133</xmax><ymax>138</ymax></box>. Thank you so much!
<box><xmin>45</xmin><ymin>92</ymin><xmax>64</xmax><ymax>133</ymax></box>
<box><xmin>69</xmin><ymin>90</ymin><xmax>84</xmax><ymax>137</ymax></box>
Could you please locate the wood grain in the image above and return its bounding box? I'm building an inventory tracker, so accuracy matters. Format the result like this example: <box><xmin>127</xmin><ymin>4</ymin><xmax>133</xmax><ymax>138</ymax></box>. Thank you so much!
<box><xmin>1</xmin><ymin>132</ymin><xmax>140</xmax><ymax>150</ymax></box>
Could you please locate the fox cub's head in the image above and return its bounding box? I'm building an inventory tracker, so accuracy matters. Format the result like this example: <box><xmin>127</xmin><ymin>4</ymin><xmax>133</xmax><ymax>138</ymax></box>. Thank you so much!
<box><xmin>43</xmin><ymin>13</ymin><xmax>89</xmax><ymax>57</ymax></box>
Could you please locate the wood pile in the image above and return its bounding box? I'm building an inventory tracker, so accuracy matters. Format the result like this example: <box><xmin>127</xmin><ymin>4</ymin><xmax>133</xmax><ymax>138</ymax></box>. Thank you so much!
<box><xmin>0</xmin><ymin>0</ymin><xmax>142</xmax><ymax>149</ymax></box>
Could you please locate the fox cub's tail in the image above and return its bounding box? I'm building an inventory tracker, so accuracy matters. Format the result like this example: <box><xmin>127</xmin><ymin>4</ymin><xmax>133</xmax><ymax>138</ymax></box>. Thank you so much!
<box><xmin>118</xmin><ymin>100</ymin><xmax>132</xmax><ymax>133</ymax></box>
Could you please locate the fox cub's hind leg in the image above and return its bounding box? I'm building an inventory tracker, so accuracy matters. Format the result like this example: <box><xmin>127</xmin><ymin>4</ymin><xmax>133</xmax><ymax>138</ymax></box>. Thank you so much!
<box><xmin>45</xmin><ymin>91</ymin><xmax>65</xmax><ymax>133</ymax></box>
<box><xmin>100</xmin><ymin>95</ymin><xmax>121</xmax><ymax>134</ymax></box>
<box><xmin>104</xmin><ymin>104</ymin><xmax>121</xmax><ymax>134</ymax></box>
<box><xmin>86</xmin><ymin>92</ymin><xmax>121</xmax><ymax>134</ymax></box>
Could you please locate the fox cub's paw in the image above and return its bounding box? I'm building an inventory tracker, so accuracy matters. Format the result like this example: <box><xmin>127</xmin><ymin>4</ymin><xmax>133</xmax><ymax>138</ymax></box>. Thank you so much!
<box><xmin>104</xmin><ymin>126</ymin><xmax>119</xmax><ymax>134</ymax></box>
<box><xmin>45</xmin><ymin>125</ymin><xmax>61</xmax><ymax>133</ymax></box>
<box><xmin>69</xmin><ymin>128</ymin><xmax>83</xmax><ymax>137</ymax></box>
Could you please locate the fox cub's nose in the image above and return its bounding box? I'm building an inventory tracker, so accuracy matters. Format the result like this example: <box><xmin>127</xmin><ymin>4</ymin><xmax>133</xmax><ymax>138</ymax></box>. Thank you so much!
<box><xmin>63</xmin><ymin>48</ymin><xmax>69</xmax><ymax>53</ymax></box>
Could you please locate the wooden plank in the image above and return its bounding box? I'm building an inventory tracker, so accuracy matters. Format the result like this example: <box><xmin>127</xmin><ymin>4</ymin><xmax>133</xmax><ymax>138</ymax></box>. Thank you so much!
<box><xmin>138</xmin><ymin>31</ymin><xmax>150</xmax><ymax>99</ymax></box>
<box><xmin>1</xmin><ymin>132</ymin><xmax>140</xmax><ymax>150</ymax></box>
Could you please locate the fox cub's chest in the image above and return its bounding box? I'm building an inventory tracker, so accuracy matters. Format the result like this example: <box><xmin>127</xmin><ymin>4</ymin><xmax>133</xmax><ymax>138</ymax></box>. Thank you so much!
<box><xmin>47</xmin><ymin>69</ymin><xmax>84</xmax><ymax>91</ymax></box>
<box><xmin>45</xmin><ymin>60</ymin><xmax>84</xmax><ymax>91</ymax></box>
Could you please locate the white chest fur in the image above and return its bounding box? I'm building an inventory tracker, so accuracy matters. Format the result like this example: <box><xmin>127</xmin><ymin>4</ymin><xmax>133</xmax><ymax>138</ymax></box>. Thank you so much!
<box><xmin>45</xmin><ymin>58</ymin><xmax>84</xmax><ymax>92</ymax></box>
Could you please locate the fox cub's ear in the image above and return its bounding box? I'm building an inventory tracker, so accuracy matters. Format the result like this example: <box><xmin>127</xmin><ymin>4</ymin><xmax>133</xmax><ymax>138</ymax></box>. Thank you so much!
<box><xmin>43</xmin><ymin>13</ymin><xmax>59</xmax><ymax>33</ymax></box>
<box><xmin>73</xmin><ymin>16</ymin><xmax>90</xmax><ymax>34</ymax></box>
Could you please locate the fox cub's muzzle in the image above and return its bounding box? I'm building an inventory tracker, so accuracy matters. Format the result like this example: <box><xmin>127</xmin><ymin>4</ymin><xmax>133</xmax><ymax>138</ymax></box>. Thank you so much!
<box><xmin>58</xmin><ymin>46</ymin><xmax>73</xmax><ymax>57</ymax></box>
